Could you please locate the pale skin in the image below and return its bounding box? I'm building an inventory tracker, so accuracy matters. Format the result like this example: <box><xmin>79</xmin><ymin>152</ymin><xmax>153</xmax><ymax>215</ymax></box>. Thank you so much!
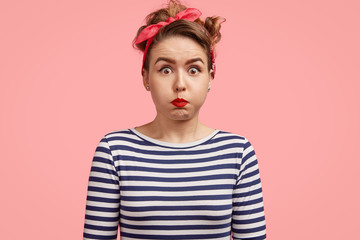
<box><xmin>135</xmin><ymin>36</ymin><xmax>215</xmax><ymax>143</ymax></box>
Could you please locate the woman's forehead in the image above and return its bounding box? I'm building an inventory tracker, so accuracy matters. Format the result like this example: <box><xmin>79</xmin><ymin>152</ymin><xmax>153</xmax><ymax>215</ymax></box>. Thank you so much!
<box><xmin>151</xmin><ymin>36</ymin><xmax>207</xmax><ymax>62</ymax></box>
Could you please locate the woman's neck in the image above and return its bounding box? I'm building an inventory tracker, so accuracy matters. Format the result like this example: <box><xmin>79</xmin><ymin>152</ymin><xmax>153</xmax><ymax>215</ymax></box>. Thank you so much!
<box><xmin>135</xmin><ymin>114</ymin><xmax>214</xmax><ymax>143</ymax></box>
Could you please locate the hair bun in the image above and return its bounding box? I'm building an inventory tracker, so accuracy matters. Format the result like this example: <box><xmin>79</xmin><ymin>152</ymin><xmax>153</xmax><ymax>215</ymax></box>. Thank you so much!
<box><xmin>204</xmin><ymin>16</ymin><xmax>226</xmax><ymax>46</ymax></box>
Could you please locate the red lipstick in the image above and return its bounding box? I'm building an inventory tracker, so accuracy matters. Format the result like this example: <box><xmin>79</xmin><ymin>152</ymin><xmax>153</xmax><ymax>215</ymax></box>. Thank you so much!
<box><xmin>171</xmin><ymin>98</ymin><xmax>189</xmax><ymax>107</ymax></box>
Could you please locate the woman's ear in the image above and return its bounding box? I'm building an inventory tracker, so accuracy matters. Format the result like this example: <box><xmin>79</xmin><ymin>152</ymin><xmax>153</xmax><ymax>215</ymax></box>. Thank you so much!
<box><xmin>142</xmin><ymin>69</ymin><xmax>150</xmax><ymax>91</ymax></box>
<box><xmin>208</xmin><ymin>69</ymin><xmax>214</xmax><ymax>90</ymax></box>
<box><xmin>210</xmin><ymin>69</ymin><xmax>215</xmax><ymax>81</ymax></box>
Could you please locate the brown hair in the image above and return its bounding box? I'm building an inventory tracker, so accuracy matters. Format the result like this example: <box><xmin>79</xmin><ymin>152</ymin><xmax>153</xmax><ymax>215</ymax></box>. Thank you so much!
<box><xmin>133</xmin><ymin>0</ymin><xmax>225</xmax><ymax>72</ymax></box>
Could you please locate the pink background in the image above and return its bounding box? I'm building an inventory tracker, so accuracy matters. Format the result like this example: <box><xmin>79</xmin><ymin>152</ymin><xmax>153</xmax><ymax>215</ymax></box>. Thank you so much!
<box><xmin>1</xmin><ymin>0</ymin><xmax>359</xmax><ymax>239</ymax></box>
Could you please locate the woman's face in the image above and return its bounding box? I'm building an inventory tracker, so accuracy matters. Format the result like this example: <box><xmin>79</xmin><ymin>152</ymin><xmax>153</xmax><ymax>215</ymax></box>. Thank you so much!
<box><xmin>143</xmin><ymin>36</ymin><xmax>214</xmax><ymax>122</ymax></box>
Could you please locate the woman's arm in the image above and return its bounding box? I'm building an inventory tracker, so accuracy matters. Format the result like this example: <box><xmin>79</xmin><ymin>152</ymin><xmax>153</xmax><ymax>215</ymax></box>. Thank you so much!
<box><xmin>83</xmin><ymin>136</ymin><xmax>120</xmax><ymax>240</ymax></box>
<box><xmin>232</xmin><ymin>138</ymin><xmax>266</xmax><ymax>240</ymax></box>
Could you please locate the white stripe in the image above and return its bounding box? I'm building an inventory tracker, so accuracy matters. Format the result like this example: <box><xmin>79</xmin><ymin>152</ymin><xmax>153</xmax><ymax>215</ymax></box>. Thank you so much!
<box><xmin>120</xmin><ymin>226</ymin><xmax>231</xmax><ymax>235</ymax></box>
<box><xmin>97</xmin><ymin>141</ymin><xmax>110</xmax><ymax>148</ymax></box>
<box><xmin>85</xmin><ymin>210</ymin><xmax>119</xmax><ymax>218</ymax></box>
<box><xmin>122</xmin><ymin>179</ymin><xmax>235</xmax><ymax>187</ymax></box>
<box><xmin>115</xmin><ymin>147</ymin><xmax>241</xmax><ymax>161</ymax></box>
<box><xmin>121</xmin><ymin>218</ymin><xmax>230</xmax><ymax>226</ymax></box>
<box><xmin>121</xmin><ymin>199</ymin><xmax>231</xmax><ymax>207</ymax></box>
<box><xmin>109</xmin><ymin>138</ymin><xmax>244</xmax><ymax>152</ymax></box>
<box><xmin>233</xmin><ymin>229</ymin><xmax>266</xmax><ymax>239</ymax></box>
<box><xmin>233</xmin><ymin>201</ymin><xmax>264</xmax><ymax>212</ymax></box>
<box><xmin>89</xmin><ymin>172</ymin><xmax>118</xmax><ymax>181</ymax></box>
<box><xmin>120</xmin><ymin>209</ymin><xmax>232</xmax><ymax>217</ymax></box>
<box><xmin>233</xmin><ymin>219</ymin><xmax>266</xmax><ymax>230</ymax></box>
<box><xmin>121</xmin><ymin>236</ymin><xmax>230</xmax><ymax>240</ymax></box>
<box><xmin>233</xmin><ymin>192</ymin><xmax>264</xmax><ymax>204</ymax></box>
<box><xmin>106</xmin><ymin>131</ymin><xmax>142</xmax><ymax>141</ymax></box>
<box><xmin>243</xmin><ymin>141</ymin><xmax>254</xmax><ymax>155</ymax></box>
<box><xmin>87</xmin><ymin>190</ymin><xmax>119</xmax><ymax>199</ymax></box>
<box><xmin>91</xmin><ymin>161</ymin><xmax>116</xmax><ymax>169</ymax></box>
<box><xmin>94</xmin><ymin>151</ymin><xmax>112</xmax><ymax>159</ymax></box>
<box><xmin>88</xmin><ymin>181</ymin><xmax>119</xmax><ymax>190</ymax></box>
<box><xmin>232</xmin><ymin>211</ymin><xmax>265</xmax><ymax>220</ymax></box>
<box><xmin>85</xmin><ymin>219</ymin><xmax>119</xmax><ymax>227</ymax></box>
<box><xmin>83</xmin><ymin>228</ymin><xmax>117</xmax><ymax>236</ymax></box>
<box><xmin>119</xmin><ymin>158</ymin><xmax>237</xmax><ymax>170</ymax></box>
<box><xmin>233</xmin><ymin>182</ymin><xmax>262</xmax><ymax>194</ymax></box>
<box><xmin>86</xmin><ymin>200</ymin><xmax>120</xmax><ymax>208</ymax></box>
<box><xmin>238</xmin><ymin>173</ymin><xmax>261</xmax><ymax>185</ymax></box>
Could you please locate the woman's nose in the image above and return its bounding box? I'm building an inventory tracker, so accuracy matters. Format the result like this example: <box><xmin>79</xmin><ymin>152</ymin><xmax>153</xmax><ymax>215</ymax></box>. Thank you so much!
<box><xmin>176</xmin><ymin>85</ymin><xmax>186</xmax><ymax>92</ymax></box>
<box><xmin>174</xmin><ymin>72</ymin><xmax>186</xmax><ymax>92</ymax></box>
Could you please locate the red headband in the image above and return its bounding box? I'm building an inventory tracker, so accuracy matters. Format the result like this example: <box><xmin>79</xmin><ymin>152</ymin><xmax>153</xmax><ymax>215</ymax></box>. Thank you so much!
<box><xmin>135</xmin><ymin>8</ymin><xmax>216</xmax><ymax>75</ymax></box>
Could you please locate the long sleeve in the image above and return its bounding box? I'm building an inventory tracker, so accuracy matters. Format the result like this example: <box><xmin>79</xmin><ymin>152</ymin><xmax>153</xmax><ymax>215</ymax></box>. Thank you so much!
<box><xmin>83</xmin><ymin>136</ymin><xmax>120</xmax><ymax>240</ymax></box>
<box><xmin>232</xmin><ymin>138</ymin><xmax>266</xmax><ymax>240</ymax></box>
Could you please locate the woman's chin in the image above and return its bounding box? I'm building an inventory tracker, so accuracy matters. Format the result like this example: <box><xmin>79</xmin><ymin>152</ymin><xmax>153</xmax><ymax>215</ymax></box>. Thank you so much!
<box><xmin>169</xmin><ymin>110</ymin><xmax>191</xmax><ymax>120</ymax></box>
<box><xmin>156</xmin><ymin>109</ymin><xmax>193</xmax><ymax>121</ymax></box>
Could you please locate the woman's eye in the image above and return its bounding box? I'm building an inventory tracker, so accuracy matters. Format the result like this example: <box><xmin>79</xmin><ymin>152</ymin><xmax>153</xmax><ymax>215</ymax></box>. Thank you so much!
<box><xmin>189</xmin><ymin>67</ymin><xmax>200</xmax><ymax>75</ymax></box>
<box><xmin>160</xmin><ymin>67</ymin><xmax>172</xmax><ymax>74</ymax></box>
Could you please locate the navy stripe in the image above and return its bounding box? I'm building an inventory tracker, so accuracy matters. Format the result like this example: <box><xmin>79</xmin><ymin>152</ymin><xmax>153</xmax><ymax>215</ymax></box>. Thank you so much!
<box><xmin>232</xmin><ymin>224</ymin><xmax>266</xmax><ymax>234</ymax></box>
<box><xmin>88</xmin><ymin>176</ymin><xmax>118</xmax><ymax>185</ymax></box>
<box><xmin>232</xmin><ymin>234</ymin><xmax>266</xmax><ymax>240</ymax></box>
<box><xmin>121</xmin><ymin>194</ymin><xmax>232</xmax><ymax>202</ymax></box>
<box><xmin>86</xmin><ymin>205</ymin><xmax>120</xmax><ymax>212</ymax></box>
<box><xmin>90</xmin><ymin>166</ymin><xmax>118</xmax><ymax>176</ymax></box>
<box><xmin>236</xmin><ymin>178</ymin><xmax>261</xmax><ymax>189</ymax></box>
<box><xmin>95</xmin><ymin>145</ymin><xmax>112</xmax><ymax>155</ymax></box>
<box><xmin>120</xmin><ymin>222</ymin><xmax>231</xmax><ymax>230</ymax></box>
<box><xmin>92</xmin><ymin>156</ymin><xmax>113</xmax><ymax>165</ymax></box>
<box><xmin>232</xmin><ymin>216</ymin><xmax>265</xmax><ymax>224</ymax></box>
<box><xmin>243</xmin><ymin>168</ymin><xmax>260</xmax><ymax>179</ymax></box>
<box><xmin>233</xmin><ymin>206</ymin><xmax>265</xmax><ymax>215</ymax></box>
<box><xmin>83</xmin><ymin>233</ymin><xmax>117</xmax><ymax>240</ymax></box>
<box><xmin>121</xmin><ymin>204</ymin><xmax>233</xmax><ymax>212</ymax></box>
<box><xmin>120</xmin><ymin>173</ymin><xmax>237</xmax><ymax>182</ymax></box>
<box><xmin>120</xmin><ymin>231</ymin><xmax>230</xmax><ymax>240</ymax></box>
<box><xmin>84</xmin><ymin>223</ymin><xmax>118</xmax><ymax>231</ymax></box>
<box><xmin>120</xmin><ymin>213</ymin><xmax>232</xmax><ymax>221</ymax></box>
<box><xmin>233</xmin><ymin>197</ymin><xmax>264</xmax><ymax>207</ymax></box>
<box><xmin>85</xmin><ymin>214</ymin><xmax>119</xmax><ymax>222</ymax></box>
<box><xmin>87</xmin><ymin>196</ymin><xmax>120</xmax><ymax>203</ymax></box>
<box><xmin>106</xmin><ymin>136</ymin><xmax>146</xmax><ymax>146</ymax></box>
<box><xmin>117</xmin><ymin>152</ymin><xmax>238</xmax><ymax>164</ymax></box>
<box><xmin>121</xmin><ymin>184</ymin><xmax>234</xmax><ymax>192</ymax></box>
<box><xmin>233</xmin><ymin>187</ymin><xmax>263</xmax><ymax>198</ymax></box>
<box><xmin>121</xmin><ymin>163</ymin><xmax>238</xmax><ymax>173</ymax></box>
<box><xmin>111</xmin><ymin>143</ymin><xmax>242</xmax><ymax>156</ymax></box>
<box><xmin>87</xmin><ymin>186</ymin><xmax>119</xmax><ymax>194</ymax></box>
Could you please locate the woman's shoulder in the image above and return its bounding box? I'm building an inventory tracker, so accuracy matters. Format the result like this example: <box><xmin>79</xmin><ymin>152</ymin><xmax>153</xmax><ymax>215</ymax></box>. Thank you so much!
<box><xmin>103</xmin><ymin>128</ymin><xmax>133</xmax><ymax>138</ymax></box>
<box><xmin>101</xmin><ymin>128</ymin><xmax>144</xmax><ymax>144</ymax></box>
<box><xmin>215</xmin><ymin>130</ymin><xmax>258</xmax><ymax>161</ymax></box>
<box><xmin>97</xmin><ymin>129</ymin><xmax>142</xmax><ymax>149</ymax></box>
<box><xmin>215</xmin><ymin>129</ymin><xmax>249</xmax><ymax>142</ymax></box>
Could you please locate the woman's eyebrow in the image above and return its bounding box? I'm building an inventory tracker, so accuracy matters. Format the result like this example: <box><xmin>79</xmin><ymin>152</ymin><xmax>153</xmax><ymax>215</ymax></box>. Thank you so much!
<box><xmin>155</xmin><ymin>57</ymin><xmax>176</xmax><ymax>64</ymax></box>
<box><xmin>185</xmin><ymin>58</ymin><xmax>204</xmax><ymax>65</ymax></box>
<box><xmin>154</xmin><ymin>57</ymin><xmax>204</xmax><ymax>65</ymax></box>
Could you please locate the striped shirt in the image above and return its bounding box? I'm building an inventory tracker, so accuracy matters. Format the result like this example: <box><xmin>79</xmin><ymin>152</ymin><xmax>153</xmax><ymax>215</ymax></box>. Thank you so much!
<box><xmin>83</xmin><ymin>128</ymin><xmax>266</xmax><ymax>240</ymax></box>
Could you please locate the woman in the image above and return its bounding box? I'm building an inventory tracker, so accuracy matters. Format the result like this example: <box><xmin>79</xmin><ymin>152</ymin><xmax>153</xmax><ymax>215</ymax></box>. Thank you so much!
<box><xmin>83</xmin><ymin>1</ymin><xmax>266</xmax><ymax>239</ymax></box>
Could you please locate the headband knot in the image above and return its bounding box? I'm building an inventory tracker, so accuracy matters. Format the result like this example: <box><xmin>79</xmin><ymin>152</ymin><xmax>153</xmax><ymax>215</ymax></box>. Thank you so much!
<box><xmin>135</xmin><ymin>8</ymin><xmax>216</xmax><ymax>76</ymax></box>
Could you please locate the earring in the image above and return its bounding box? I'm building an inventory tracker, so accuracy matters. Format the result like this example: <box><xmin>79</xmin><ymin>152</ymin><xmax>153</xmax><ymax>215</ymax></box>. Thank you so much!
<box><xmin>208</xmin><ymin>87</ymin><xmax>211</xmax><ymax>91</ymax></box>
<box><xmin>146</xmin><ymin>86</ymin><xmax>150</xmax><ymax>90</ymax></box>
